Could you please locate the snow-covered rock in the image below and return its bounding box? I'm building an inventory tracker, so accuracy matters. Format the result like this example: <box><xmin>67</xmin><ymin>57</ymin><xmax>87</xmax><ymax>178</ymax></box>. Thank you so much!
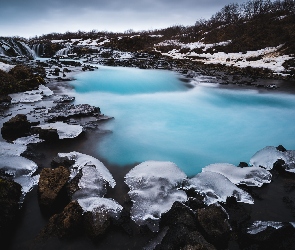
<box><xmin>13</xmin><ymin>135</ymin><xmax>44</xmax><ymax>145</ymax></box>
<box><xmin>250</xmin><ymin>146</ymin><xmax>295</xmax><ymax>172</ymax></box>
<box><xmin>186</xmin><ymin>171</ymin><xmax>254</xmax><ymax>205</ymax></box>
<box><xmin>9</xmin><ymin>84</ymin><xmax>53</xmax><ymax>104</ymax></box>
<box><xmin>57</xmin><ymin>152</ymin><xmax>116</xmax><ymax>188</ymax></box>
<box><xmin>35</xmin><ymin>122</ymin><xmax>83</xmax><ymax>139</ymax></box>
<box><xmin>78</xmin><ymin>197</ymin><xmax>123</xmax><ymax>219</ymax></box>
<box><xmin>125</xmin><ymin>161</ymin><xmax>187</xmax><ymax>231</ymax></box>
<box><xmin>247</xmin><ymin>221</ymin><xmax>284</xmax><ymax>234</ymax></box>
<box><xmin>202</xmin><ymin>163</ymin><xmax>272</xmax><ymax>187</ymax></box>
<box><xmin>0</xmin><ymin>62</ymin><xmax>15</xmax><ymax>72</ymax></box>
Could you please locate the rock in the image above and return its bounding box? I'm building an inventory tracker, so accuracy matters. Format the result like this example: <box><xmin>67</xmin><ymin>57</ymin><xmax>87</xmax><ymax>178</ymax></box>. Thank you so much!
<box><xmin>38</xmin><ymin>166</ymin><xmax>70</xmax><ymax>214</ymax></box>
<box><xmin>0</xmin><ymin>177</ymin><xmax>22</xmax><ymax>238</ymax></box>
<box><xmin>39</xmin><ymin>201</ymin><xmax>83</xmax><ymax>239</ymax></box>
<box><xmin>156</xmin><ymin>224</ymin><xmax>216</xmax><ymax>250</ymax></box>
<box><xmin>197</xmin><ymin>204</ymin><xmax>231</xmax><ymax>247</ymax></box>
<box><xmin>32</xmin><ymin>127</ymin><xmax>59</xmax><ymax>142</ymax></box>
<box><xmin>276</xmin><ymin>145</ymin><xmax>287</xmax><ymax>152</ymax></box>
<box><xmin>160</xmin><ymin>201</ymin><xmax>197</xmax><ymax>231</ymax></box>
<box><xmin>83</xmin><ymin>210</ymin><xmax>111</xmax><ymax>240</ymax></box>
<box><xmin>51</xmin><ymin>155</ymin><xmax>75</xmax><ymax>169</ymax></box>
<box><xmin>238</xmin><ymin>162</ymin><xmax>249</xmax><ymax>168</ymax></box>
<box><xmin>1</xmin><ymin>114</ymin><xmax>31</xmax><ymax>141</ymax></box>
<box><xmin>0</xmin><ymin>95</ymin><xmax>12</xmax><ymax>104</ymax></box>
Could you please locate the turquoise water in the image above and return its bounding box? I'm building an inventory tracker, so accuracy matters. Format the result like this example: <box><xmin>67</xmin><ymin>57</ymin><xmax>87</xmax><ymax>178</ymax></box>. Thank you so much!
<box><xmin>71</xmin><ymin>66</ymin><xmax>295</xmax><ymax>176</ymax></box>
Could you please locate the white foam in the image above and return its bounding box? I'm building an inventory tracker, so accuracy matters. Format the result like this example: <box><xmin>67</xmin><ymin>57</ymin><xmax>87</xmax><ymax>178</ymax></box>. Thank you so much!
<box><xmin>247</xmin><ymin>221</ymin><xmax>284</xmax><ymax>234</ymax></box>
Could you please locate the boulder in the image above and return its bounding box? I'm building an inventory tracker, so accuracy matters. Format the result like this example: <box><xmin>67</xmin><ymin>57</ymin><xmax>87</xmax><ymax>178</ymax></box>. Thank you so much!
<box><xmin>38</xmin><ymin>128</ymin><xmax>59</xmax><ymax>141</ymax></box>
<box><xmin>197</xmin><ymin>204</ymin><xmax>231</xmax><ymax>247</ymax></box>
<box><xmin>50</xmin><ymin>155</ymin><xmax>75</xmax><ymax>169</ymax></box>
<box><xmin>0</xmin><ymin>177</ymin><xmax>22</xmax><ymax>238</ymax></box>
<box><xmin>83</xmin><ymin>210</ymin><xmax>111</xmax><ymax>240</ymax></box>
<box><xmin>1</xmin><ymin>114</ymin><xmax>31</xmax><ymax>141</ymax></box>
<box><xmin>38</xmin><ymin>166</ymin><xmax>70</xmax><ymax>213</ymax></box>
<box><xmin>39</xmin><ymin>201</ymin><xmax>83</xmax><ymax>239</ymax></box>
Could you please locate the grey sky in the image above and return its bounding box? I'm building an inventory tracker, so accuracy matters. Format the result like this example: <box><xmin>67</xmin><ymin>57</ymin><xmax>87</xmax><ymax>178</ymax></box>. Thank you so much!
<box><xmin>0</xmin><ymin>0</ymin><xmax>246</xmax><ymax>38</ymax></box>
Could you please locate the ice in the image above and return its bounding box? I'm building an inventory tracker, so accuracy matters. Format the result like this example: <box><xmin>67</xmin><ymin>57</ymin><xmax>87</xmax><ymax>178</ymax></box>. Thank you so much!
<box><xmin>0</xmin><ymin>141</ymin><xmax>27</xmax><ymax>156</ymax></box>
<box><xmin>77</xmin><ymin>197</ymin><xmax>123</xmax><ymax>219</ymax></box>
<box><xmin>250</xmin><ymin>146</ymin><xmax>295</xmax><ymax>172</ymax></box>
<box><xmin>0</xmin><ymin>155</ymin><xmax>38</xmax><ymax>178</ymax></box>
<box><xmin>125</xmin><ymin>161</ymin><xmax>187</xmax><ymax>231</ymax></box>
<box><xmin>250</xmin><ymin>146</ymin><xmax>286</xmax><ymax>170</ymax></box>
<box><xmin>9</xmin><ymin>84</ymin><xmax>53</xmax><ymax>103</ymax></box>
<box><xmin>35</xmin><ymin>122</ymin><xmax>83</xmax><ymax>139</ymax></box>
<box><xmin>0</xmin><ymin>62</ymin><xmax>15</xmax><ymax>72</ymax></box>
<box><xmin>14</xmin><ymin>175</ymin><xmax>40</xmax><ymax>201</ymax></box>
<box><xmin>186</xmin><ymin>171</ymin><xmax>254</xmax><ymax>205</ymax></box>
<box><xmin>72</xmin><ymin>166</ymin><xmax>107</xmax><ymax>200</ymax></box>
<box><xmin>202</xmin><ymin>163</ymin><xmax>272</xmax><ymax>187</ymax></box>
<box><xmin>13</xmin><ymin>135</ymin><xmax>44</xmax><ymax>145</ymax></box>
<box><xmin>57</xmin><ymin>152</ymin><xmax>116</xmax><ymax>188</ymax></box>
<box><xmin>247</xmin><ymin>221</ymin><xmax>284</xmax><ymax>234</ymax></box>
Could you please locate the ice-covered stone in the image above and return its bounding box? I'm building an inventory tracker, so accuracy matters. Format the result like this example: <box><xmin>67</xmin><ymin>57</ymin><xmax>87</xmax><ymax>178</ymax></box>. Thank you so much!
<box><xmin>0</xmin><ymin>141</ymin><xmax>27</xmax><ymax>156</ymax></box>
<box><xmin>9</xmin><ymin>85</ymin><xmax>52</xmax><ymax>103</ymax></box>
<box><xmin>186</xmin><ymin>171</ymin><xmax>254</xmax><ymax>205</ymax></box>
<box><xmin>247</xmin><ymin>221</ymin><xmax>284</xmax><ymax>234</ymax></box>
<box><xmin>13</xmin><ymin>135</ymin><xmax>44</xmax><ymax>145</ymax></box>
<box><xmin>250</xmin><ymin>146</ymin><xmax>295</xmax><ymax>172</ymax></box>
<box><xmin>57</xmin><ymin>152</ymin><xmax>116</xmax><ymax>188</ymax></box>
<box><xmin>78</xmin><ymin>197</ymin><xmax>123</xmax><ymax>219</ymax></box>
<box><xmin>0</xmin><ymin>155</ymin><xmax>38</xmax><ymax>178</ymax></box>
<box><xmin>202</xmin><ymin>163</ymin><xmax>272</xmax><ymax>187</ymax></box>
<box><xmin>250</xmin><ymin>146</ymin><xmax>286</xmax><ymax>170</ymax></box>
<box><xmin>125</xmin><ymin>161</ymin><xmax>187</xmax><ymax>232</ymax></box>
<box><xmin>35</xmin><ymin>122</ymin><xmax>83</xmax><ymax>139</ymax></box>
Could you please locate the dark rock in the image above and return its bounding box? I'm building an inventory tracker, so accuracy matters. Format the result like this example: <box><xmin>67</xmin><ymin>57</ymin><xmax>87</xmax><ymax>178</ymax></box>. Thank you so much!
<box><xmin>185</xmin><ymin>197</ymin><xmax>206</xmax><ymax>211</ymax></box>
<box><xmin>38</xmin><ymin>166</ymin><xmax>70</xmax><ymax>214</ymax></box>
<box><xmin>38</xmin><ymin>128</ymin><xmax>59</xmax><ymax>142</ymax></box>
<box><xmin>276</xmin><ymin>145</ymin><xmax>287</xmax><ymax>152</ymax></box>
<box><xmin>51</xmin><ymin>156</ymin><xmax>75</xmax><ymax>169</ymax></box>
<box><xmin>39</xmin><ymin>201</ymin><xmax>83</xmax><ymax>239</ymax></box>
<box><xmin>83</xmin><ymin>210</ymin><xmax>111</xmax><ymax>240</ymax></box>
<box><xmin>197</xmin><ymin>204</ymin><xmax>231</xmax><ymax>247</ymax></box>
<box><xmin>160</xmin><ymin>201</ymin><xmax>197</xmax><ymax>231</ymax></box>
<box><xmin>0</xmin><ymin>177</ymin><xmax>22</xmax><ymax>239</ymax></box>
<box><xmin>156</xmin><ymin>224</ymin><xmax>216</xmax><ymax>250</ymax></box>
<box><xmin>66</xmin><ymin>170</ymin><xmax>82</xmax><ymax>199</ymax></box>
<box><xmin>0</xmin><ymin>95</ymin><xmax>12</xmax><ymax>104</ymax></box>
<box><xmin>238</xmin><ymin>162</ymin><xmax>249</xmax><ymax>168</ymax></box>
<box><xmin>1</xmin><ymin>114</ymin><xmax>31</xmax><ymax>141</ymax></box>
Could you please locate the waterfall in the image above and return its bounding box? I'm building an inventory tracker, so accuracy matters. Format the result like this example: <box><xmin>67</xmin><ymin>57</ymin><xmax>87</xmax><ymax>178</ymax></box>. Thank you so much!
<box><xmin>19</xmin><ymin>42</ymin><xmax>36</xmax><ymax>59</ymax></box>
<box><xmin>32</xmin><ymin>44</ymin><xmax>43</xmax><ymax>57</ymax></box>
<box><xmin>55</xmin><ymin>43</ymin><xmax>72</xmax><ymax>56</ymax></box>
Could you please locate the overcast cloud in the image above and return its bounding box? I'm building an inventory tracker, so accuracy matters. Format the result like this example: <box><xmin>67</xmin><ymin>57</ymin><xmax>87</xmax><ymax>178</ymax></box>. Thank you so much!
<box><xmin>0</xmin><ymin>0</ymin><xmax>246</xmax><ymax>38</ymax></box>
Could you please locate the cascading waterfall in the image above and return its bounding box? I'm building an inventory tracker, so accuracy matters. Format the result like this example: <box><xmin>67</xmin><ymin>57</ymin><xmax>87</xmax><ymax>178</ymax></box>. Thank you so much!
<box><xmin>55</xmin><ymin>43</ymin><xmax>72</xmax><ymax>56</ymax></box>
<box><xmin>31</xmin><ymin>44</ymin><xmax>43</xmax><ymax>57</ymax></box>
<box><xmin>0</xmin><ymin>38</ymin><xmax>36</xmax><ymax>59</ymax></box>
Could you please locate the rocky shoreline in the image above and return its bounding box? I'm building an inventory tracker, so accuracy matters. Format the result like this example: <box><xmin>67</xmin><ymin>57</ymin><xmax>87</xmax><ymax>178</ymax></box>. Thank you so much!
<box><xmin>0</xmin><ymin>57</ymin><xmax>295</xmax><ymax>249</ymax></box>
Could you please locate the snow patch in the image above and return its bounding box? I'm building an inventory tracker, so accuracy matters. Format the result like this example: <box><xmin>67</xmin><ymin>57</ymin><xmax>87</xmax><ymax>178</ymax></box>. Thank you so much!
<box><xmin>0</xmin><ymin>141</ymin><xmax>27</xmax><ymax>156</ymax></box>
<box><xmin>0</xmin><ymin>62</ymin><xmax>15</xmax><ymax>72</ymax></box>
<box><xmin>202</xmin><ymin>163</ymin><xmax>272</xmax><ymax>187</ymax></box>
<box><xmin>13</xmin><ymin>135</ymin><xmax>44</xmax><ymax>145</ymax></box>
<box><xmin>125</xmin><ymin>161</ymin><xmax>187</xmax><ymax>232</ymax></box>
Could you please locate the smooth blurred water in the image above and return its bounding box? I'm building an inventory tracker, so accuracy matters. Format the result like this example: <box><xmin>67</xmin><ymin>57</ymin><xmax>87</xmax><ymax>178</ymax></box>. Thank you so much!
<box><xmin>71</xmin><ymin>66</ymin><xmax>295</xmax><ymax>176</ymax></box>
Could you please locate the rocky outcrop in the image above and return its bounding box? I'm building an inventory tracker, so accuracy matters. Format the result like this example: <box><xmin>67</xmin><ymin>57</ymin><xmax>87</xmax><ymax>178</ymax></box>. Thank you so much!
<box><xmin>0</xmin><ymin>177</ymin><xmax>22</xmax><ymax>239</ymax></box>
<box><xmin>1</xmin><ymin>114</ymin><xmax>31</xmax><ymax>141</ymax></box>
<box><xmin>38</xmin><ymin>166</ymin><xmax>70</xmax><ymax>214</ymax></box>
<box><xmin>197</xmin><ymin>204</ymin><xmax>231</xmax><ymax>247</ymax></box>
<box><xmin>39</xmin><ymin>201</ymin><xmax>83</xmax><ymax>239</ymax></box>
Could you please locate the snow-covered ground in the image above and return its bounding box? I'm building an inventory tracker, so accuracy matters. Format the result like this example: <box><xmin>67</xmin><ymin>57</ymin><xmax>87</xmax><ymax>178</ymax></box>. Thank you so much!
<box><xmin>0</xmin><ymin>61</ymin><xmax>15</xmax><ymax>72</ymax></box>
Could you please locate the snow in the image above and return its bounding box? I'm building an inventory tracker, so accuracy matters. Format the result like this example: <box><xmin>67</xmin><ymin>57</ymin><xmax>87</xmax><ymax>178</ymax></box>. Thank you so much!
<box><xmin>0</xmin><ymin>155</ymin><xmax>38</xmax><ymax>178</ymax></box>
<box><xmin>0</xmin><ymin>62</ymin><xmax>15</xmax><ymax>72</ymax></box>
<box><xmin>249</xmin><ymin>146</ymin><xmax>295</xmax><ymax>172</ymax></box>
<box><xmin>14</xmin><ymin>174</ymin><xmax>40</xmax><ymax>200</ymax></box>
<box><xmin>9</xmin><ymin>85</ymin><xmax>53</xmax><ymax>104</ymax></box>
<box><xmin>77</xmin><ymin>197</ymin><xmax>123</xmax><ymax>219</ymax></box>
<box><xmin>247</xmin><ymin>221</ymin><xmax>284</xmax><ymax>234</ymax></box>
<box><xmin>57</xmin><ymin>151</ymin><xmax>116</xmax><ymax>188</ymax></box>
<box><xmin>125</xmin><ymin>161</ymin><xmax>187</xmax><ymax>232</ymax></box>
<box><xmin>0</xmin><ymin>141</ymin><xmax>27</xmax><ymax>156</ymax></box>
<box><xmin>202</xmin><ymin>163</ymin><xmax>272</xmax><ymax>187</ymax></box>
<box><xmin>13</xmin><ymin>135</ymin><xmax>44</xmax><ymax>145</ymax></box>
<box><xmin>34</xmin><ymin>122</ymin><xmax>83</xmax><ymax>139</ymax></box>
<box><xmin>186</xmin><ymin>171</ymin><xmax>254</xmax><ymax>205</ymax></box>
